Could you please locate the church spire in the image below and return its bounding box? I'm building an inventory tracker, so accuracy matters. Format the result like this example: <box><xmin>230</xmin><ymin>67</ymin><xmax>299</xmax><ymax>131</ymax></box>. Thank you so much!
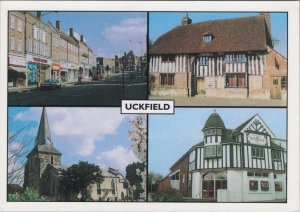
<box><xmin>35</xmin><ymin>107</ymin><xmax>52</xmax><ymax>146</ymax></box>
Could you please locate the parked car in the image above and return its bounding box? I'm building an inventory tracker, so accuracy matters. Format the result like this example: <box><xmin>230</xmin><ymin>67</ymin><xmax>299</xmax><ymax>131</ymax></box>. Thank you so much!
<box><xmin>40</xmin><ymin>79</ymin><xmax>61</xmax><ymax>90</ymax></box>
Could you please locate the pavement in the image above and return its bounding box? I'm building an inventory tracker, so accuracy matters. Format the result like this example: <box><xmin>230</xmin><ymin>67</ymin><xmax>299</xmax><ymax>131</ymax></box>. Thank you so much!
<box><xmin>149</xmin><ymin>95</ymin><xmax>287</xmax><ymax>107</ymax></box>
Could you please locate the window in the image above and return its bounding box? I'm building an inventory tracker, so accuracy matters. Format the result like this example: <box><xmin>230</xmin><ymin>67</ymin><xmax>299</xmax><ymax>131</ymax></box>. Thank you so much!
<box><xmin>281</xmin><ymin>76</ymin><xmax>287</xmax><ymax>90</ymax></box>
<box><xmin>160</xmin><ymin>73</ymin><xmax>175</xmax><ymax>86</ymax></box>
<box><xmin>203</xmin><ymin>35</ymin><xmax>212</xmax><ymax>43</ymax></box>
<box><xmin>262</xmin><ymin>173</ymin><xmax>269</xmax><ymax>178</ymax></box>
<box><xmin>249</xmin><ymin>180</ymin><xmax>258</xmax><ymax>191</ymax></box>
<box><xmin>252</xmin><ymin>147</ymin><xmax>265</xmax><ymax>159</ymax></box>
<box><xmin>29</xmin><ymin>38</ymin><xmax>33</xmax><ymax>52</ymax></box>
<box><xmin>275</xmin><ymin>57</ymin><xmax>280</xmax><ymax>70</ymax></box>
<box><xmin>217</xmin><ymin>129</ymin><xmax>222</xmax><ymax>135</ymax></box>
<box><xmin>17</xmin><ymin>39</ymin><xmax>22</xmax><ymax>52</ymax></box>
<box><xmin>111</xmin><ymin>179</ymin><xmax>115</xmax><ymax>194</ymax></box>
<box><xmin>225</xmin><ymin>54</ymin><xmax>246</xmax><ymax>63</ymax></box>
<box><xmin>261</xmin><ymin>181</ymin><xmax>269</xmax><ymax>191</ymax></box>
<box><xmin>97</xmin><ymin>182</ymin><xmax>101</xmax><ymax>194</ymax></box>
<box><xmin>171</xmin><ymin>172</ymin><xmax>180</xmax><ymax>181</ymax></box>
<box><xmin>273</xmin><ymin>151</ymin><xmax>281</xmax><ymax>161</ymax></box>
<box><xmin>10</xmin><ymin>37</ymin><xmax>15</xmax><ymax>50</ymax></box>
<box><xmin>50</xmin><ymin>155</ymin><xmax>53</xmax><ymax>165</ymax></box>
<box><xmin>10</xmin><ymin>15</ymin><xmax>15</xmax><ymax>29</ymax></box>
<box><xmin>189</xmin><ymin>150</ymin><xmax>196</xmax><ymax>171</ymax></box>
<box><xmin>204</xmin><ymin>145</ymin><xmax>222</xmax><ymax>158</ymax></box>
<box><xmin>17</xmin><ymin>18</ymin><xmax>22</xmax><ymax>32</ymax></box>
<box><xmin>226</xmin><ymin>74</ymin><xmax>246</xmax><ymax>87</ymax></box>
<box><xmin>273</xmin><ymin>79</ymin><xmax>278</xmax><ymax>85</ymax></box>
<box><xmin>199</xmin><ymin>57</ymin><xmax>209</xmax><ymax>66</ymax></box>
<box><xmin>42</xmin><ymin>30</ymin><xmax>46</xmax><ymax>43</ymax></box>
<box><xmin>255</xmin><ymin>173</ymin><xmax>262</xmax><ymax>177</ymax></box>
<box><xmin>247</xmin><ymin>172</ymin><xmax>254</xmax><ymax>176</ymax></box>
<box><xmin>162</xmin><ymin>55</ymin><xmax>175</xmax><ymax>62</ymax></box>
<box><xmin>33</xmin><ymin>26</ymin><xmax>38</xmax><ymax>40</ymax></box>
<box><xmin>34</xmin><ymin>40</ymin><xmax>38</xmax><ymax>54</ymax></box>
<box><xmin>275</xmin><ymin>182</ymin><xmax>282</xmax><ymax>191</ymax></box>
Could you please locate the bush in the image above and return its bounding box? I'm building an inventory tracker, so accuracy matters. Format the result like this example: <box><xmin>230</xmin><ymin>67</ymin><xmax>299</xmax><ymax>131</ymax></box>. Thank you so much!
<box><xmin>8</xmin><ymin>188</ymin><xmax>48</xmax><ymax>201</ymax></box>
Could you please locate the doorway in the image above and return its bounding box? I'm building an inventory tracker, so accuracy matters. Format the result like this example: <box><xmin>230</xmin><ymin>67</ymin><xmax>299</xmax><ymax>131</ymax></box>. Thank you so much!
<box><xmin>270</xmin><ymin>77</ymin><xmax>281</xmax><ymax>99</ymax></box>
<box><xmin>196</xmin><ymin>77</ymin><xmax>205</xmax><ymax>95</ymax></box>
<box><xmin>202</xmin><ymin>172</ymin><xmax>227</xmax><ymax>199</ymax></box>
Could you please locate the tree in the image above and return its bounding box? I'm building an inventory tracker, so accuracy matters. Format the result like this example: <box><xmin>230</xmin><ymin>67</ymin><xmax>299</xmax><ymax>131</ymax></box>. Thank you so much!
<box><xmin>8</xmin><ymin>121</ymin><xmax>33</xmax><ymax>187</ymax></box>
<box><xmin>125</xmin><ymin>162</ymin><xmax>145</xmax><ymax>201</ymax></box>
<box><xmin>127</xmin><ymin>115</ymin><xmax>147</xmax><ymax>200</ymax></box>
<box><xmin>147</xmin><ymin>171</ymin><xmax>163</xmax><ymax>193</ymax></box>
<box><xmin>58</xmin><ymin>161</ymin><xmax>103</xmax><ymax>201</ymax></box>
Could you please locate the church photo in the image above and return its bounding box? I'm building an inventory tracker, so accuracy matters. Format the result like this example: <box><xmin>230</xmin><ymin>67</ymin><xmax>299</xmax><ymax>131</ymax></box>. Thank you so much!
<box><xmin>148</xmin><ymin>108</ymin><xmax>287</xmax><ymax>202</ymax></box>
<box><xmin>8</xmin><ymin>107</ymin><xmax>147</xmax><ymax>202</ymax></box>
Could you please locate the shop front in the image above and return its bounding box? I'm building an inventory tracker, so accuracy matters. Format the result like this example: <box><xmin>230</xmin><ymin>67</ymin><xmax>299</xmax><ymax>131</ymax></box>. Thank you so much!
<box><xmin>27</xmin><ymin>55</ymin><xmax>51</xmax><ymax>85</ymax></box>
<box><xmin>8</xmin><ymin>54</ymin><xmax>27</xmax><ymax>87</ymax></box>
<box><xmin>51</xmin><ymin>63</ymin><xmax>62</xmax><ymax>81</ymax></box>
<box><xmin>60</xmin><ymin>62</ymin><xmax>68</xmax><ymax>82</ymax></box>
<box><xmin>68</xmin><ymin>63</ymin><xmax>79</xmax><ymax>81</ymax></box>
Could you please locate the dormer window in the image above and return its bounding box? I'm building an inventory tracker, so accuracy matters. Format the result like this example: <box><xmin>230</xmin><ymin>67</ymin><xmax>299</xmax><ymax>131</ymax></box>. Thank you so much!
<box><xmin>203</xmin><ymin>35</ymin><xmax>213</xmax><ymax>43</ymax></box>
<box><xmin>162</xmin><ymin>55</ymin><xmax>175</xmax><ymax>62</ymax></box>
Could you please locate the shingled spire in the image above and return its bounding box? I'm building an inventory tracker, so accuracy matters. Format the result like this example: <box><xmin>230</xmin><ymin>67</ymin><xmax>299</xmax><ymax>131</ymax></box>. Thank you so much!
<box><xmin>35</xmin><ymin>107</ymin><xmax>52</xmax><ymax>146</ymax></box>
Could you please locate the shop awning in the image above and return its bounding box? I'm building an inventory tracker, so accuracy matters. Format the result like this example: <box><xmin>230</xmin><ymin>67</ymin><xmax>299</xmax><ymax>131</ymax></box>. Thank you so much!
<box><xmin>9</xmin><ymin>66</ymin><xmax>28</xmax><ymax>73</ymax></box>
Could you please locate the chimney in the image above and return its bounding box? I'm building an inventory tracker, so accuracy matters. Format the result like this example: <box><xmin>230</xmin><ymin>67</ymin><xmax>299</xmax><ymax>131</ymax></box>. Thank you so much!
<box><xmin>70</xmin><ymin>28</ymin><xmax>74</xmax><ymax>37</ymax></box>
<box><xmin>80</xmin><ymin>35</ymin><xmax>84</xmax><ymax>42</ymax></box>
<box><xmin>260</xmin><ymin>12</ymin><xmax>272</xmax><ymax>40</ymax></box>
<box><xmin>37</xmin><ymin>11</ymin><xmax>42</xmax><ymax>20</ymax></box>
<box><xmin>115</xmin><ymin>55</ymin><xmax>118</xmax><ymax>60</ymax></box>
<box><xmin>56</xmin><ymin>21</ymin><xmax>60</xmax><ymax>31</ymax></box>
<box><xmin>181</xmin><ymin>12</ymin><xmax>192</xmax><ymax>26</ymax></box>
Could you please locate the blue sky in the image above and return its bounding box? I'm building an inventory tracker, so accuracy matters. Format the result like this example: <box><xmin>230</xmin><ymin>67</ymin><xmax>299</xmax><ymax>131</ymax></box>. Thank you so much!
<box><xmin>42</xmin><ymin>12</ymin><xmax>147</xmax><ymax>58</ymax></box>
<box><xmin>149</xmin><ymin>12</ymin><xmax>287</xmax><ymax>58</ymax></box>
<box><xmin>8</xmin><ymin>107</ymin><xmax>143</xmax><ymax>175</ymax></box>
<box><xmin>149</xmin><ymin>108</ymin><xmax>287</xmax><ymax>176</ymax></box>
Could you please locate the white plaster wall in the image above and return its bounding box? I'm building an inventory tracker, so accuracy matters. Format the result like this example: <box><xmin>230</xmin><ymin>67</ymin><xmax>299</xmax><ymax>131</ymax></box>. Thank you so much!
<box><xmin>227</xmin><ymin>170</ymin><xmax>243</xmax><ymax>202</ymax></box>
<box><xmin>192</xmin><ymin>172</ymin><xmax>201</xmax><ymax>198</ymax></box>
<box><xmin>274</xmin><ymin>173</ymin><xmax>286</xmax><ymax>200</ymax></box>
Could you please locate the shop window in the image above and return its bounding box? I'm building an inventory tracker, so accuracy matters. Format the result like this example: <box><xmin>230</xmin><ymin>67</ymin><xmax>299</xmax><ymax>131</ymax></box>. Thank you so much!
<box><xmin>17</xmin><ymin>18</ymin><xmax>22</xmax><ymax>32</ymax></box>
<box><xmin>226</xmin><ymin>74</ymin><xmax>246</xmax><ymax>88</ymax></box>
<box><xmin>281</xmin><ymin>76</ymin><xmax>287</xmax><ymax>90</ymax></box>
<box><xmin>261</xmin><ymin>181</ymin><xmax>269</xmax><ymax>191</ymax></box>
<box><xmin>162</xmin><ymin>55</ymin><xmax>175</xmax><ymax>62</ymax></box>
<box><xmin>160</xmin><ymin>73</ymin><xmax>175</xmax><ymax>86</ymax></box>
<box><xmin>11</xmin><ymin>15</ymin><xmax>15</xmax><ymax>29</ymax></box>
<box><xmin>251</xmin><ymin>147</ymin><xmax>265</xmax><ymax>159</ymax></box>
<box><xmin>225</xmin><ymin>54</ymin><xmax>246</xmax><ymax>63</ymax></box>
<box><xmin>249</xmin><ymin>180</ymin><xmax>258</xmax><ymax>191</ymax></box>
<box><xmin>171</xmin><ymin>172</ymin><xmax>180</xmax><ymax>181</ymax></box>
<box><xmin>275</xmin><ymin>182</ymin><xmax>282</xmax><ymax>191</ymax></box>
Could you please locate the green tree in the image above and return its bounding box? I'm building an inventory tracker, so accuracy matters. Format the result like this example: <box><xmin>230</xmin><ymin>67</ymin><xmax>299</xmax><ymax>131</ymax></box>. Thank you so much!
<box><xmin>8</xmin><ymin>188</ymin><xmax>48</xmax><ymax>202</ymax></box>
<box><xmin>147</xmin><ymin>171</ymin><xmax>163</xmax><ymax>193</ymax></box>
<box><xmin>125</xmin><ymin>162</ymin><xmax>145</xmax><ymax>201</ymax></box>
<box><xmin>59</xmin><ymin>161</ymin><xmax>103</xmax><ymax>201</ymax></box>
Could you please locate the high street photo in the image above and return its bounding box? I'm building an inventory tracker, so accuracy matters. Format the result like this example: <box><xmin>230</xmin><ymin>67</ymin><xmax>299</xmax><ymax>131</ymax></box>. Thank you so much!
<box><xmin>8</xmin><ymin>12</ymin><xmax>148</xmax><ymax>106</ymax></box>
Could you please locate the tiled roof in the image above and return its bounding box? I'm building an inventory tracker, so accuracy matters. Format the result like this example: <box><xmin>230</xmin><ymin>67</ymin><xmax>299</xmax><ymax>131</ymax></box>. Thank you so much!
<box><xmin>150</xmin><ymin>15</ymin><xmax>271</xmax><ymax>55</ymax></box>
<box><xmin>60</xmin><ymin>32</ymin><xmax>79</xmax><ymax>46</ymax></box>
<box><xmin>202</xmin><ymin>112</ymin><xmax>225</xmax><ymax>130</ymax></box>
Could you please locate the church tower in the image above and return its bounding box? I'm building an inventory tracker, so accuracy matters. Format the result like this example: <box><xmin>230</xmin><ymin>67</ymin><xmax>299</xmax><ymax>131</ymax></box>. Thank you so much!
<box><xmin>23</xmin><ymin>107</ymin><xmax>61</xmax><ymax>193</ymax></box>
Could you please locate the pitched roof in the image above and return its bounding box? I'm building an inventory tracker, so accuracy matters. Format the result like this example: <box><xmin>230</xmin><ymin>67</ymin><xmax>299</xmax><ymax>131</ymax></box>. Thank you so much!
<box><xmin>270</xmin><ymin>141</ymin><xmax>285</xmax><ymax>150</ymax></box>
<box><xmin>232</xmin><ymin>114</ymin><xmax>256</xmax><ymax>135</ymax></box>
<box><xmin>150</xmin><ymin>15</ymin><xmax>271</xmax><ymax>55</ymax></box>
<box><xmin>60</xmin><ymin>32</ymin><xmax>79</xmax><ymax>46</ymax></box>
<box><xmin>203</xmin><ymin>112</ymin><xmax>225</xmax><ymax>130</ymax></box>
<box><xmin>35</xmin><ymin>107</ymin><xmax>52</xmax><ymax>145</ymax></box>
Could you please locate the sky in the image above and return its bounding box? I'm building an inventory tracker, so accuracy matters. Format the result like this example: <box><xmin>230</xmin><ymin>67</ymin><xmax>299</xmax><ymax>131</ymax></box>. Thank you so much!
<box><xmin>149</xmin><ymin>12</ymin><xmax>287</xmax><ymax>58</ymax></box>
<box><xmin>149</xmin><ymin>108</ymin><xmax>287</xmax><ymax>176</ymax></box>
<box><xmin>8</xmin><ymin>107</ymin><xmax>144</xmax><ymax>175</ymax></box>
<box><xmin>42</xmin><ymin>12</ymin><xmax>147</xmax><ymax>58</ymax></box>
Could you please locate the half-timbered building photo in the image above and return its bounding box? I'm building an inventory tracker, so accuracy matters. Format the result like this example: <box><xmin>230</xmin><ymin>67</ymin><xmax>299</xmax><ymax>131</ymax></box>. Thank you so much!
<box><xmin>149</xmin><ymin>12</ymin><xmax>287</xmax><ymax>106</ymax></box>
<box><xmin>148</xmin><ymin>108</ymin><xmax>287</xmax><ymax>202</ymax></box>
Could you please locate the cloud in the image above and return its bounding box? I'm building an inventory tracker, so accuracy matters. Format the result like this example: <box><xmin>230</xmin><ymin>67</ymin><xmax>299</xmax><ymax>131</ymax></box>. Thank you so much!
<box><xmin>102</xmin><ymin>17</ymin><xmax>147</xmax><ymax>56</ymax></box>
<box><xmin>13</xmin><ymin>107</ymin><xmax>42</xmax><ymax>122</ymax></box>
<box><xmin>96</xmin><ymin>145</ymin><xmax>138</xmax><ymax>174</ymax></box>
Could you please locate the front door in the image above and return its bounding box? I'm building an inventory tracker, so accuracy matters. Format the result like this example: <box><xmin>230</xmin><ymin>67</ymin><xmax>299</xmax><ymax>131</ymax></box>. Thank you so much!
<box><xmin>196</xmin><ymin>77</ymin><xmax>205</xmax><ymax>95</ymax></box>
<box><xmin>270</xmin><ymin>77</ymin><xmax>281</xmax><ymax>99</ymax></box>
<box><xmin>202</xmin><ymin>180</ymin><xmax>215</xmax><ymax>199</ymax></box>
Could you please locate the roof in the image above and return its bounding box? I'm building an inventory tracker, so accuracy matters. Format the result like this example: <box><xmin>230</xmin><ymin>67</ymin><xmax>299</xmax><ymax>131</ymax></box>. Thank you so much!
<box><xmin>150</xmin><ymin>15</ymin><xmax>271</xmax><ymax>55</ymax></box>
<box><xmin>203</xmin><ymin>112</ymin><xmax>225</xmax><ymax>130</ymax></box>
<box><xmin>60</xmin><ymin>32</ymin><xmax>79</xmax><ymax>46</ymax></box>
<box><xmin>27</xmin><ymin>144</ymin><xmax>61</xmax><ymax>157</ymax></box>
<box><xmin>35</xmin><ymin>107</ymin><xmax>52</xmax><ymax>145</ymax></box>
<box><xmin>232</xmin><ymin>115</ymin><xmax>256</xmax><ymax>136</ymax></box>
<box><xmin>270</xmin><ymin>141</ymin><xmax>285</xmax><ymax>150</ymax></box>
<box><xmin>222</xmin><ymin>129</ymin><xmax>237</xmax><ymax>143</ymax></box>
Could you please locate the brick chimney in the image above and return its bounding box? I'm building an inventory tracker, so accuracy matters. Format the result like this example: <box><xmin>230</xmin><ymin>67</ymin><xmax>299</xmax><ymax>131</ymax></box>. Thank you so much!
<box><xmin>181</xmin><ymin>12</ymin><xmax>192</xmax><ymax>26</ymax></box>
<box><xmin>37</xmin><ymin>11</ymin><xmax>42</xmax><ymax>20</ymax></box>
<box><xmin>260</xmin><ymin>12</ymin><xmax>272</xmax><ymax>39</ymax></box>
<box><xmin>80</xmin><ymin>35</ymin><xmax>84</xmax><ymax>42</ymax></box>
<box><xmin>56</xmin><ymin>21</ymin><xmax>60</xmax><ymax>30</ymax></box>
<box><xmin>70</xmin><ymin>28</ymin><xmax>74</xmax><ymax>37</ymax></box>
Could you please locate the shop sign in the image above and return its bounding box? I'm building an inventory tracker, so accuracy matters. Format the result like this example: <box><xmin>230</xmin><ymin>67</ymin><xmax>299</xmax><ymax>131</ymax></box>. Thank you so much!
<box><xmin>9</xmin><ymin>55</ymin><xmax>26</xmax><ymax>67</ymax></box>
<box><xmin>51</xmin><ymin>63</ymin><xmax>62</xmax><ymax>71</ymax></box>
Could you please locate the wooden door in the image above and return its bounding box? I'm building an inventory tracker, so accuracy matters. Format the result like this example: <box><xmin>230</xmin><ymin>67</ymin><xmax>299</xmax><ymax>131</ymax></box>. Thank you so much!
<box><xmin>196</xmin><ymin>77</ymin><xmax>205</xmax><ymax>95</ymax></box>
<box><xmin>270</xmin><ymin>77</ymin><xmax>281</xmax><ymax>99</ymax></box>
<box><xmin>202</xmin><ymin>180</ymin><xmax>215</xmax><ymax>198</ymax></box>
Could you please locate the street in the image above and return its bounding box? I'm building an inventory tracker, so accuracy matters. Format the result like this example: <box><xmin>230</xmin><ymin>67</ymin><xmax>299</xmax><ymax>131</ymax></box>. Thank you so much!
<box><xmin>8</xmin><ymin>73</ymin><xmax>147</xmax><ymax>106</ymax></box>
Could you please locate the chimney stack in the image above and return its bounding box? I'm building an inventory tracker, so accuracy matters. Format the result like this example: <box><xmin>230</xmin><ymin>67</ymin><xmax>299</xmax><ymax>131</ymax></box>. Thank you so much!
<box><xmin>70</xmin><ymin>28</ymin><xmax>74</xmax><ymax>37</ymax></box>
<box><xmin>181</xmin><ymin>12</ymin><xmax>192</xmax><ymax>26</ymax></box>
<box><xmin>80</xmin><ymin>35</ymin><xmax>84</xmax><ymax>42</ymax></box>
<box><xmin>56</xmin><ymin>21</ymin><xmax>60</xmax><ymax>31</ymax></box>
<box><xmin>37</xmin><ymin>11</ymin><xmax>42</xmax><ymax>20</ymax></box>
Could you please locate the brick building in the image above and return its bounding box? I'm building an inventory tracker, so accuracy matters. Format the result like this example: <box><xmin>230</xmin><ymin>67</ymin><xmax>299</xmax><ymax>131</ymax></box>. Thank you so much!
<box><xmin>149</xmin><ymin>13</ymin><xmax>287</xmax><ymax>100</ymax></box>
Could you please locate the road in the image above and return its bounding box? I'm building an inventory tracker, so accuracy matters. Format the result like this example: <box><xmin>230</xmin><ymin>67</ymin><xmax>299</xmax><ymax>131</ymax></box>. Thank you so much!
<box><xmin>8</xmin><ymin>73</ymin><xmax>148</xmax><ymax>106</ymax></box>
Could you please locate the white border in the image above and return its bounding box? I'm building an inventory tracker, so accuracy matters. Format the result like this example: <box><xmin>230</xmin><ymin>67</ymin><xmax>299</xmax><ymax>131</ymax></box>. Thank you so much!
<box><xmin>0</xmin><ymin>1</ymin><xmax>299</xmax><ymax>211</ymax></box>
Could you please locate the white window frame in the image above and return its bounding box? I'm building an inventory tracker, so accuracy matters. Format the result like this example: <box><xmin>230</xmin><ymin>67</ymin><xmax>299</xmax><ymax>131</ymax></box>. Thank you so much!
<box><xmin>17</xmin><ymin>18</ymin><xmax>22</xmax><ymax>32</ymax></box>
<box><xmin>10</xmin><ymin>15</ymin><xmax>15</xmax><ymax>29</ymax></box>
<box><xmin>17</xmin><ymin>39</ymin><xmax>22</xmax><ymax>52</ymax></box>
<box><xmin>10</xmin><ymin>37</ymin><xmax>15</xmax><ymax>50</ymax></box>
